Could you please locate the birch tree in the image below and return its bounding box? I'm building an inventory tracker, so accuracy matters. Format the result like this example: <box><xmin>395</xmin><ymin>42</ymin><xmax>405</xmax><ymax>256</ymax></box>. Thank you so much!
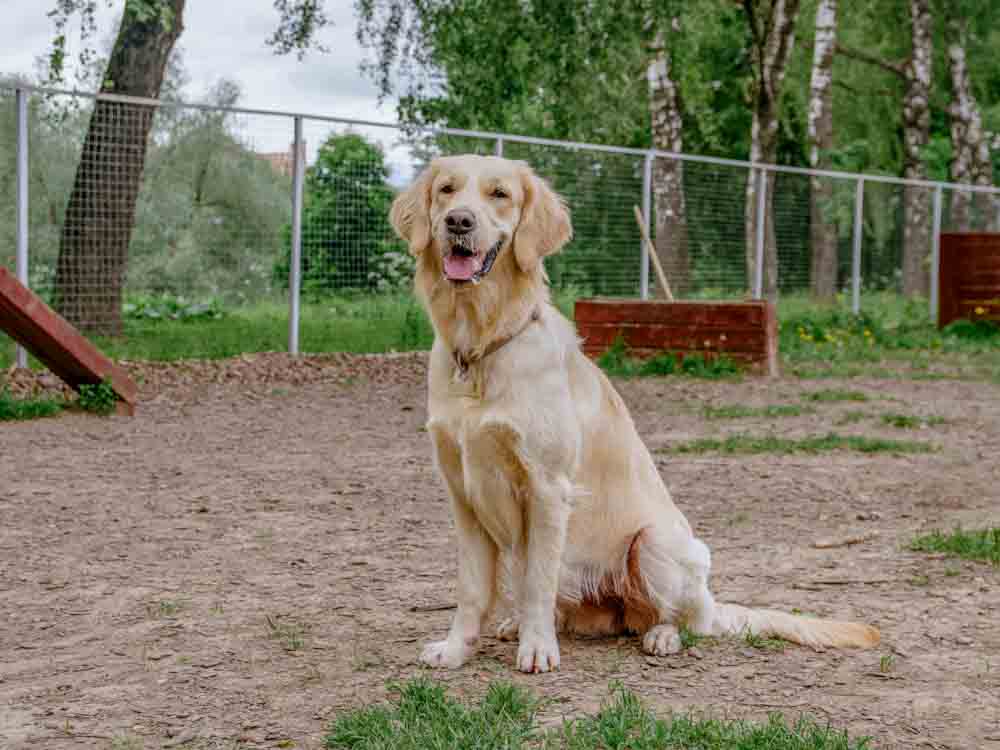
<box><xmin>945</xmin><ymin>17</ymin><xmax>994</xmax><ymax>230</ymax></box>
<box><xmin>647</xmin><ymin>24</ymin><xmax>690</xmax><ymax>296</ymax></box>
<box><xmin>837</xmin><ymin>0</ymin><xmax>933</xmax><ymax>297</ymax></box>
<box><xmin>807</xmin><ymin>0</ymin><xmax>838</xmax><ymax>301</ymax></box>
<box><xmin>743</xmin><ymin>0</ymin><xmax>802</xmax><ymax>301</ymax></box>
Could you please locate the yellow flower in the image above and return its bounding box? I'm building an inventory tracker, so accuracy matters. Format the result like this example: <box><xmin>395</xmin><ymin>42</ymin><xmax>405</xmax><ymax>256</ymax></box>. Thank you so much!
<box><xmin>975</xmin><ymin>306</ymin><xmax>986</xmax><ymax>316</ymax></box>
<box><xmin>863</xmin><ymin>329</ymin><xmax>872</xmax><ymax>338</ymax></box>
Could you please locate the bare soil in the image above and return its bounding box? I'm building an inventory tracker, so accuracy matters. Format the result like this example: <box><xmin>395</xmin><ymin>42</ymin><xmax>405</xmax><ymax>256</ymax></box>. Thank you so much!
<box><xmin>2</xmin><ymin>354</ymin><xmax>999</xmax><ymax>749</ymax></box>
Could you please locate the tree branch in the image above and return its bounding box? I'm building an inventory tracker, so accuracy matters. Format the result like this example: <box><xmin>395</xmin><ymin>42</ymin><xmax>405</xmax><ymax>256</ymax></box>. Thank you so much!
<box><xmin>835</xmin><ymin>42</ymin><xmax>906</xmax><ymax>77</ymax></box>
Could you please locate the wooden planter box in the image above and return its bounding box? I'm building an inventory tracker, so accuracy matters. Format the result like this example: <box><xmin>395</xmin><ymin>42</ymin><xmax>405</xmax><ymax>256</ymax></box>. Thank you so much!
<box><xmin>575</xmin><ymin>298</ymin><xmax>779</xmax><ymax>376</ymax></box>
<box><xmin>938</xmin><ymin>233</ymin><xmax>1000</xmax><ymax>328</ymax></box>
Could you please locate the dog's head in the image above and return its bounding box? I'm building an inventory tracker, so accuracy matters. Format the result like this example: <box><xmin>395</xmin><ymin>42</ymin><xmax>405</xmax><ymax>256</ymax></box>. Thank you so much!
<box><xmin>389</xmin><ymin>155</ymin><xmax>572</xmax><ymax>284</ymax></box>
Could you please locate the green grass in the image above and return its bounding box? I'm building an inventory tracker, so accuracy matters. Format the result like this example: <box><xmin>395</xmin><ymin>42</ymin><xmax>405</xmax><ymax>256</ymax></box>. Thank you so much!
<box><xmin>665</xmin><ymin>432</ymin><xmax>935</xmax><ymax>456</ymax></box>
<box><xmin>880</xmin><ymin>412</ymin><xmax>946</xmax><ymax>429</ymax></box>
<box><xmin>0</xmin><ymin>389</ymin><xmax>65</xmax><ymax>420</ymax></box>
<box><xmin>834</xmin><ymin>410</ymin><xmax>869</xmax><ymax>426</ymax></box>
<box><xmin>910</xmin><ymin>527</ymin><xmax>1000</xmax><ymax>566</ymax></box>
<box><xmin>324</xmin><ymin>679</ymin><xmax>873</xmax><ymax>750</ymax></box>
<box><xmin>597</xmin><ymin>337</ymin><xmax>741</xmax><ymax>379</ymax></box>
<box><xmin>801</xmin><ymin>388</ymin><xmax>870</xmax><ymax>403</ymax></box>
<box><xmin>703</xmin><ymin>404</ymin><xmax>812</xmax><ymax>419</ymax></box>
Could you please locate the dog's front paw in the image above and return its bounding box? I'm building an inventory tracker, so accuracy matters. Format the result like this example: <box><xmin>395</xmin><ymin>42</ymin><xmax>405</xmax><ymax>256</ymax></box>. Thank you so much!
<box><xmin>496</xmin><ymin>617</ymin><xmax>519</xmax><ymax>641</ymax></box>
<box><xmin>642</xmin><ymin>624</ymin><xmax>682</xmax><ymax>656</ymax></box>
<box><xmin>420</xmin><ymin>640</ymin><xmax>469</xmax><ymax>669</ymax></box>
<box><xmin>516</xmin><ymin>629</ymin><xmax>560</xmax><ymax>673</ymax></box>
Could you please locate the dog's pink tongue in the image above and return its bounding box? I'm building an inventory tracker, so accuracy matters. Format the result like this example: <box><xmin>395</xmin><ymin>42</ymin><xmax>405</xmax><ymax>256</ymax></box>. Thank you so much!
<box><xmin>444</xmin><ymin>253</ymin><xmax>479</xmax><ymax>281</ymax></box>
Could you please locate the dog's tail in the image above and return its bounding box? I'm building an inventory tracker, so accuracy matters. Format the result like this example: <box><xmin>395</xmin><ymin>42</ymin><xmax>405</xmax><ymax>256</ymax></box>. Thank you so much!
<box><xmin>710</xmin><ymin>602</ymin><xmax>880</xmax><ymax>650</ymax></box>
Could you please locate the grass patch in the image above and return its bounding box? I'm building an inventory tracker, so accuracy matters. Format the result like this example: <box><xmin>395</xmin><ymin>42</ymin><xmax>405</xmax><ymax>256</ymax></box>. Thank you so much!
<box><xmin>0</xmin><ymin>389</ymin><xmax>65</xmax><ymax>420</ymax></box>
<box><xmin>703</xmin><ymin>403</ymin><xmax>811</xmax><ymax>419</ymax></box>
<box><xmin>910</xmin><ymin>527</ymin><xmax>1000</xmax><ymax>566</ymax></box>
<box><xmin>835</xmin><ymin>410</ymin><xmax>869</xmax><ymax>426</ymax></box>
<box><xmin>665</xmin><ymin>433</ymin><xmax>935</xmax><ymax>456</ymax></box>
<box><xmin>801</xmin><ymin>388</ymin><xmax>869</xmax><ymax>403</ymax></box>
<box><xmin>266</xmin><ymin>614</ymin><xmax>307</xmax><ymax>651</ymax></box>
<box><xmin>324</xmin><ymin>679</ymin><xmax>873</xmax><ymax>749</ymax></box>
<box><xmin>880</xmin><ymin>412</ymin><xmax>946</xmax><ymax>429</ymax></box>
<box><xmin>597</xmin><ymin>337</ymin><xmax>741</xmax><ymax>380</ymax></box>
<box><xmin>743</xmin><ymin>628</ymin><xmax>786</xmax><ymax>652</ymax></box>
<box><xmin>77</xmin><ymin>380</ymin><xmax>118</xmax><ymax>415</ymax></box>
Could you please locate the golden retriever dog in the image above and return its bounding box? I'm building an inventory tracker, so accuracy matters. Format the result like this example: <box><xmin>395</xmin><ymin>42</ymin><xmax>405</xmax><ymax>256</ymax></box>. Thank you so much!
<box><xmin>390</xmin><ymin>154</ymin><xmax>880</xmax><ymax>673</ymax></box>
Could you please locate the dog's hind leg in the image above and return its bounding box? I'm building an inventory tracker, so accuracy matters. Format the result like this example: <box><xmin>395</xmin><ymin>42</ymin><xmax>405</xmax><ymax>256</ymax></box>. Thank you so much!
<box><xmin>420</xmin><ymin>423</ymin><xmax>499</xmax><ymax>669</ymax></box>
<box><xmin>623</xmin><ymin>525</ymin><xmax>716</xmax><ymax>656</ymax></box>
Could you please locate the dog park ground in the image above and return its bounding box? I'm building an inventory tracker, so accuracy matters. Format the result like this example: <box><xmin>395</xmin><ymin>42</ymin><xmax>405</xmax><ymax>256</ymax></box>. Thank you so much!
<box><xmin>2</xmin><ymin>351</ymin><xmax>999</xmax><ymax>749</ymax></box>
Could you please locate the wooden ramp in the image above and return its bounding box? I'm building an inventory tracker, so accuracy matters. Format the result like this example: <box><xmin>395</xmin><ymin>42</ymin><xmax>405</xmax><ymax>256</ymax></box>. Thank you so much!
<box><xmin>0</xmin><ymin>267</ymin><xmax>137</xmax><ymax>415</ymax></box>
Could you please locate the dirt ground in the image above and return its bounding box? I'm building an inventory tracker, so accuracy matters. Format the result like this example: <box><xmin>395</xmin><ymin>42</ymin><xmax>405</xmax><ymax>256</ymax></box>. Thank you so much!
<box><xmin>2</xmin><ymin>353</ymin><xmax>999</xmax><ymax>750</ymax></box>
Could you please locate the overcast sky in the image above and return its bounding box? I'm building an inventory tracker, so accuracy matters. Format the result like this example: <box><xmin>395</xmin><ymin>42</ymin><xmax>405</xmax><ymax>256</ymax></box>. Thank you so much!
<box><xmin>0</xmin><ymin>1</ymin><xmax>414</xmax><ymax>179</ymax></box>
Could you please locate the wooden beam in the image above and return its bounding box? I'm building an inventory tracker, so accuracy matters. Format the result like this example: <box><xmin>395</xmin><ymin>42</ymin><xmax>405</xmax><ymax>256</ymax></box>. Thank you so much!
<box><xmin>0</xmin><ymin>267</ymin><xmax>137</xmax><ymax>414</ymax></box>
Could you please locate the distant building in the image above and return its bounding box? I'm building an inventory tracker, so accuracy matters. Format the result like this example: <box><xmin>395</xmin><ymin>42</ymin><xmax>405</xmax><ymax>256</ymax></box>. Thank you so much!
<box><xmin>257</xmin><ymin>140</ymin><xmax>306</xmax><ymax>177</ymax></box>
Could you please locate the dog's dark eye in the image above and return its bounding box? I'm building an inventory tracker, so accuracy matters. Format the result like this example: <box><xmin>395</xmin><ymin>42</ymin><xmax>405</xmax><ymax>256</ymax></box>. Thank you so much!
<box><xmin>491</xmin><ymin>188</ymin><xmax>508</xmax><ymax>199</ymax></box>
<box><xmin>440</xmin><ymin>184</ymin><xmax>454</xmax><ymax>194</ymax></box>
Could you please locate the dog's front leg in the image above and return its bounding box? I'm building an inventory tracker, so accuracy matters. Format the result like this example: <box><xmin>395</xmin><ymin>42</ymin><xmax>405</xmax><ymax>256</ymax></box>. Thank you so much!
<box><xmin>421</xmin><ymin>426</ymin><xmax>498</xmax><ymax>669</ymax></box>
<box><xmin>517</xmin><ymin>473</ymin><xmax>571</xmax><ymax>673</ymax></box>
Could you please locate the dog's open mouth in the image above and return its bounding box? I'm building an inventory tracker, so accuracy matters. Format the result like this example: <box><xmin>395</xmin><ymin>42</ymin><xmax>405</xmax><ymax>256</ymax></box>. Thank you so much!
<box><xmin>443</xmin><ymin>239</ymin><xmax>503</xmax><ymax>284</ymax></box>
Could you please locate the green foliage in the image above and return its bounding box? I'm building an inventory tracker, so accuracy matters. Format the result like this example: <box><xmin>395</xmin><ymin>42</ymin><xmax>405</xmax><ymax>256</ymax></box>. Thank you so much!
<box><xmin>124</xmin><ymin>293</ymin><xmax>225</xmax><ymax>321</ymax></box>
<box><xmin>666</xmin><ymin>432</ymin><xmax>935</xmax><ymax>455</ymax></box>
<box><xmin>942</xmin><ymin>318</ymin><xmax>1000</xmax><ymax>341</ymax></box>
<box><xmin>275</xmin><ymin>133</ymin><xmax>404</xmax><ymax>294</ymax></box>
<box><xmin>77</xmin><ymin>379</ymin><xmax>118</xmax><ymax>415</ymax></box>
<box><xmin>0</xmin><ymin>389</ymin><xmax>65</xmax><ymax>420</ymax></box>
<box><xmin>910</xmin><ymin>527</ymin><xmax>1000</xmax><ymax>566</ymax></box>
<box><xmin>597</xmin><ymin>336</ymin><xmax>742</xmax><ymax>379</ymax></box>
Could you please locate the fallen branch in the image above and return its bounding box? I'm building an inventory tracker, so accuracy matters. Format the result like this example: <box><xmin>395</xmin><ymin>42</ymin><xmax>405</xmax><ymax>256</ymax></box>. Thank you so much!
<box><xmin>409</xmin><ymin>603</ymin><xmax>457</xmax><ymax>613</ymax></box>
<box><xmin>812</xmin><ymin>530</ymin><xmax>880</xmax><ymax>549</ymax></box>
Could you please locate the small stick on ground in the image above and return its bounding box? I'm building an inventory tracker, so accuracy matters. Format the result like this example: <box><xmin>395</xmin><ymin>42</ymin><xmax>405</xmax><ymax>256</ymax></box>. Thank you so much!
<box><xmin>813</xmin><ymin>530</ymin><xmax>880</xmax><ymax>549</ymax></box>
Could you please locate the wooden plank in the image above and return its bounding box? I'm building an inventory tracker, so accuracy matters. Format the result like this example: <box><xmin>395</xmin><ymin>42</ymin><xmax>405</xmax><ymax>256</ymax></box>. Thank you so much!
<box><xmin>0</xmin><ymin>267</ymin><xmax>137</xmax><ymax>413</ymax></box>
<box><xmin>576</xmin><ymin>323</ymin><xmax>768</xmax><ymax>353</ymax></box>
<box><xmin>575</xmin><ymin>298</ymin><xmax>766</xmax><ymax>327</ymax></box>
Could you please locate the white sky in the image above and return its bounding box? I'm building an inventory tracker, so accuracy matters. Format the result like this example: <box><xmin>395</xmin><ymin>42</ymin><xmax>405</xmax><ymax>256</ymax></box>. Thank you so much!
<box><xmin>0</xmin><ymin>1</ymin><xmax>416</xmax><ymax>181</ymax></box>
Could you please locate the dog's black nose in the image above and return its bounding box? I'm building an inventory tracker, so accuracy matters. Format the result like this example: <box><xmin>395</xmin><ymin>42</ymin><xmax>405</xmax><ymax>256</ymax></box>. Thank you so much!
<box><xmin>445</xmin><ymin>209</ymin><xmax>477</xmax><ymax>235</ymax></box>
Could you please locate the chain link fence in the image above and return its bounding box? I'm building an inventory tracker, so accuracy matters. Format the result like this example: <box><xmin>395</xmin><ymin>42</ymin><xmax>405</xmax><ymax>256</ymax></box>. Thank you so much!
<box><xmin>3</xmin><ymin>84</ymin><xmax>1000</xmax><ymax>364</ymax></box>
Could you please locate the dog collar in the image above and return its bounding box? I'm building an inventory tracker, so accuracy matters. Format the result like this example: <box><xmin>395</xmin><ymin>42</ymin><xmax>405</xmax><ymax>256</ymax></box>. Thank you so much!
<box><xmin>453</xmin><ymin>307</ymin><xmax>541</xmax><ymax>378</ymax></box>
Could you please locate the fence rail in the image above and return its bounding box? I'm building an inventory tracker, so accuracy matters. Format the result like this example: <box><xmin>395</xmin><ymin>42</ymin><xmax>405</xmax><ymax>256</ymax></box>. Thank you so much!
<box><xmin>3</xmin><ymin>83</ymin><xmax>1000</xmax><ymax>362</ymax></box>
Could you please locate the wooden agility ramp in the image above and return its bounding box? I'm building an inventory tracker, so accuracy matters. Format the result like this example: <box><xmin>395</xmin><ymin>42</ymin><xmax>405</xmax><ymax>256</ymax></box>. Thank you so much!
<box><xmin>0</xmin><ymin>267</ymin><xmax>137</xmax><ymax>415</ymax></box>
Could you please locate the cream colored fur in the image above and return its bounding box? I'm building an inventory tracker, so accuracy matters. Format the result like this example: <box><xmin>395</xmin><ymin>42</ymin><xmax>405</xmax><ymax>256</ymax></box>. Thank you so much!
<box><xmin>390</xmin><ymin>154</ymin><xmax>880</xmax><ymax>674</ymax></box>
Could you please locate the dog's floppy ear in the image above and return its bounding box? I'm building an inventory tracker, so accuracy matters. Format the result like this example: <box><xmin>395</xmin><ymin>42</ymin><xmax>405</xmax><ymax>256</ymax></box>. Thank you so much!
<box><xmin>390</xmin><ymin>162</ymin><xmax>437</xmax><ymax>255</ymax></box>
<box><xmin>513</xmin><ymin>165</ymin><xmax>573</xmax><ymax>273</ymax></box>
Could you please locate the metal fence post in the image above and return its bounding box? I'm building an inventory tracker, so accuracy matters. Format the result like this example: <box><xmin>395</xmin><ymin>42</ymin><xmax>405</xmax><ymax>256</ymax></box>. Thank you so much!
<box><xmin>753</xmin><ymin>168</ymin><xmax>767</xmax><ymax>299</ymax></box>
<box><xmin>640</xmin><ymin>151</ymin><xmax>653</xmax><ymax>300</ymax></box>
<box><xmin>930</xmin><ymin>185</ymin><xmax>943</xmax><ymax>325</ymax></box>
<box><xmin>288</xmin><ymin>116</ymin><xmax>305</xmax><ymax>355</ymax></box>
<box><xmin>495</xmin><ymin>137</ymin><xmax>504</xmax><ymax>157</ymax></box>
<box><xmin>14</xmin><ymin>88</ymin><xmax>29</xmax><ymax>369</ymax></box>
<box><xmin>851</xmin><ymin>177</ymin><xmax>865</xmax><ymax>315</ymax></box>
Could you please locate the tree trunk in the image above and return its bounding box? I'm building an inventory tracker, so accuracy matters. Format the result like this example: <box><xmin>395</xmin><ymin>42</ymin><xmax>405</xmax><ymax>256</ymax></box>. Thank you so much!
<box><xmin>900</xmin><ymin>0</ymin><xmax>932</xmax><ymax>298</ymax></box>
<box><xmin>647</xmin><ymin>30</ymin><xmax>689</xmax><ymax>297</ymax></box>
<box><xmin>946</xmin><ymin>21</ymin><xmax>994</xmax><ymax>232</ymax></box>
<box><xmin>54</xmin><ymin>0</ymin><xmax>186</xmax><ymax>335</ymax></box>
<box><xmin>807</xmin><ymin>0</ymin><xmax>838</xmax><ymax>301</ymax></box>
<box><xmin>743</xmin><ymin>0</ymin><xmax>801</xmax><ymax>301</ymax></box>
